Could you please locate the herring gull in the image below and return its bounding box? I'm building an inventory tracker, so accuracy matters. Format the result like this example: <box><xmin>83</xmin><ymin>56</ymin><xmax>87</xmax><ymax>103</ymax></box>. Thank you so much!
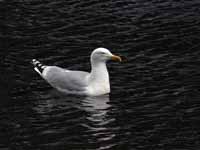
<box><xmin>32</xmin><ymin>48</ymin><xmax>121</xmax><ymax>96</ymax></box>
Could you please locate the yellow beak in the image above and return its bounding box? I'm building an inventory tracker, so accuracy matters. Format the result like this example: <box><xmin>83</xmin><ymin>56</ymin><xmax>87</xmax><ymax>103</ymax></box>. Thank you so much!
<box><xmin>111</xmin><ymin>55</ymin><xmax>122</xmax><ymax>62</ymax></box>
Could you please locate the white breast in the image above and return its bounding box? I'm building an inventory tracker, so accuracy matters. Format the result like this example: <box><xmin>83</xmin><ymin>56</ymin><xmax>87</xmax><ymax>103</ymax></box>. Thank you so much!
<box><xmin>86</xmin><ymin>81</ymin><xmax>110</xmax><ymax>96</ymax></box>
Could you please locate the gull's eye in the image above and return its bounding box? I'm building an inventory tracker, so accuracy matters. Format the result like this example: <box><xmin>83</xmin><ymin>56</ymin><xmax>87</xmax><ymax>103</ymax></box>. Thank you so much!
<box><xmin>99</xmin><ymin>52</ymin><xmax>106</xmax><ymax>55</ymax></box>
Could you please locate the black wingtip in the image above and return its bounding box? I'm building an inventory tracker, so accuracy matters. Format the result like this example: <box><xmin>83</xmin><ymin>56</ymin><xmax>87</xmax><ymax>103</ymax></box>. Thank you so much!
<box><xmin>31</xmin><ymin>59</ymin><xmax>36</xmax><ymax>65</ymax></box>
<box><xmin>32</xmin><ymin>59</ymin><xmax>46</xmax><ymax>74</ymax></box>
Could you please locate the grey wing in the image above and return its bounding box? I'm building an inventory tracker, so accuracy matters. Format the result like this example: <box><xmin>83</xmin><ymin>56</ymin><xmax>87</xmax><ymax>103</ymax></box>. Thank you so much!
<box><xmin>43</xmin><ymin>66</ymin><xmax>89</xmax><ymax>91</ymax></box>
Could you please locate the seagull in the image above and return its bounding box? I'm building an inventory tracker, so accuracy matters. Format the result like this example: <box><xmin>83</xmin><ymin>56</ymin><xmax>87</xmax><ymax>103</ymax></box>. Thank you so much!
<box><xmin>32</xmin><ymin>48</ymin><xmax>122</xmax><ymax>96</ymax></box>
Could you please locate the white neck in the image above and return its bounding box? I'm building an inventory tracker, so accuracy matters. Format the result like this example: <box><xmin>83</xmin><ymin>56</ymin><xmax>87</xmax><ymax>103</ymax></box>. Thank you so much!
<box><xmin>86</xmin><ymin>59</ymin><xmax>110</xmax><ymax>96</ymax></box>
<box><xmin>89</xmin><ymin>61</ymin><xmax>109</xmax><ymax>82</ymax></box>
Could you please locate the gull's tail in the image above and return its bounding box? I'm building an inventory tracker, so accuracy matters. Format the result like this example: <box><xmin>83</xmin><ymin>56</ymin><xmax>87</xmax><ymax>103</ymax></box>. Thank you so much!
<box><xmin>32</xmin><ymin>59</ymin><xmax>47</xmax><ymax>76</ymax></box>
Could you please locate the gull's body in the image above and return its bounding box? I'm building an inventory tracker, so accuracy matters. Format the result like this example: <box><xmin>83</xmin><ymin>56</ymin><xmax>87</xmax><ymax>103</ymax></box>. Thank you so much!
<box><xmin>32</xmin><ymin>48</ymin><xmax>121</xmax><ymax>96</ymax></box>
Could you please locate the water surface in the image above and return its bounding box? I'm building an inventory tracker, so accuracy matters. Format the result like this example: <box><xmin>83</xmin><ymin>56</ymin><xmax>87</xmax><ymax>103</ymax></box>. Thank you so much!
<box><xmin>1</xmin><ymin>0</ymin><xmax>200</xmax><ymax>149</ymax></box>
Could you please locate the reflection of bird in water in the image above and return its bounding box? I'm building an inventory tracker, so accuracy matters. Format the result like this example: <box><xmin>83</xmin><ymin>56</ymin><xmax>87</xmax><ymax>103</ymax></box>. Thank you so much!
<box><xmin>82</xmin><ymin>95</ymin><xmax>116</xmax><ymax>143</ymax></box>
<box><xmin>32</xmin><ymin>48</ymin><xmax>121</xmax><ymax>96</ymax></box>
<box><xmin>32</xmin><ymin>90</ymin><xmax>116</xmax><ymax>145</ymax></box>
<box><xmin>82</xmin><ymin>95</ymin><xmax>111</xmax><ymax>113</ymax></box>
<box><xmin>82</xmin><ymin>95</ymin><xmax>111</xmax><ymax>124</ymax></box>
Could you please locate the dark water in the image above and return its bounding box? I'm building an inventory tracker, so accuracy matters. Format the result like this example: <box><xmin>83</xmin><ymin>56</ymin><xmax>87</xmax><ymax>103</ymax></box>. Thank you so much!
<box><xmin>1</xmin><ymin>0</ymin><xmax>200</xmax><ymax>149</ymax></box>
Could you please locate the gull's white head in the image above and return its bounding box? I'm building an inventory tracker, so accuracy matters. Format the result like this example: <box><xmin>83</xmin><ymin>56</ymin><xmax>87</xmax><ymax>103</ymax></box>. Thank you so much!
<box><xmin>91</xmin><ymin>48</ymin><xmax>122</xmax><ymax>63</ymax></box>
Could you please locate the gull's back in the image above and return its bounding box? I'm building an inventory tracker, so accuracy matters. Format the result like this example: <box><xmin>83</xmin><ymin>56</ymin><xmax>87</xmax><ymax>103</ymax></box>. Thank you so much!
<box><xmin>42</xmin><ymin>66</ymin><xmax>89</xmax><ymax>92</ymax></box>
